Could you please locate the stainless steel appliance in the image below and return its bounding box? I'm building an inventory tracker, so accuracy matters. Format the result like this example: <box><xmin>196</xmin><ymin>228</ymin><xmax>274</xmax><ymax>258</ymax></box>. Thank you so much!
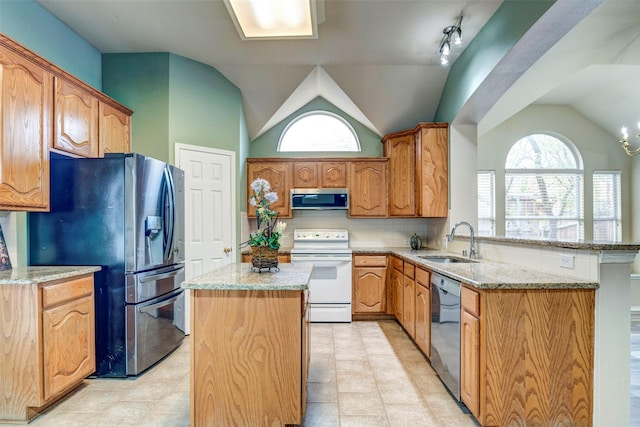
<box><xmin>290</xmin><ymin>229</ymin><xmax>352</xmax><ymax>322</ymax></box>
<box><xmin>291</xmin><ymin>188</ymin><xmax>349</xmax><ymax>210</ymax></box>
<box><xmin>29</xmin><ymin>153</ymin><xmax>186</xmax><ymax>377</ymax></box>
<box><xmin>430</xmin><ymin>272</ymin><xmax>461</xmax><ymax>400</ymax></box>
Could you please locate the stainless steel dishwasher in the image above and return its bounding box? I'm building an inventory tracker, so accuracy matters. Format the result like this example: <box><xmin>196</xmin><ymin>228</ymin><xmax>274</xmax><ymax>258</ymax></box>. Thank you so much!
<box><xmin>430</xmin><ymin>272</ymin><xmax>461</xmax><ymax>400</ymax></box>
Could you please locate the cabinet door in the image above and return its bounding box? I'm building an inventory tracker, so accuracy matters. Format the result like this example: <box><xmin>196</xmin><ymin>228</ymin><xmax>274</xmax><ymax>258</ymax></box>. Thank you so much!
<box><xmin>461</xmin><ymin>309</ymin><xmax>480</xmax><ymax>418</ymax></box>
<box><xmin>54</xmin><ymin>77</ymin><xmax>99</xmax><ymax>157</ymax></box>
<box><xmin>403</xmin><ymin>275</ymin><xmax>415</xmax><ymax>338</ymax></box>
<box><xmin>385</xmin><ymin>134</ymin><xmax>416</xmax><ymax>216</ymax></box>
<box><xmin>349</xmin><ymin>161</ymin><xmax>387</xmax><ymax>217</ymax></box>
<box><xmin>0</xmin><ymin>45</ymin><xmax>52</xmax><ymax>211</ymax></box>
<box><xmin>391</xmin><ymin>267</ymin><xmax>403</xmax><ymax>322</ymax></box>
<box><xmin>293</xmin><ymin>162</ymin><xmax>318</xmax><ymax>188</ymax></box>
<box><xmin>414</xmin><ymin>282</ymin><xmax>431</xmax><ymax>358</ymax></box>
<box><xmin>247</xmin><ymin>161</ymin><xmax>292</xmax><ymax>218</ymax></box>
<box><xmin>353</xmin><ymin>267</ymin><xmax>387</xmax><ymax>313</ymax></box>
<box><xmin>320</xmin><ymin>162</ymin><xmax>347</xmax><ymax>188</ymax></box>
<box><xmin>42</xmin><ymin>295</ymin><xmax>96</xmax><ymax>400</ymax></box>
<box><xmin>416</xmin><ymin>124</ymin><xmax>448</xmax><ymax>218</ymax></box>
<box><xmin>301</xmin><ymin>292</ymin><xmax>310</xmax><ymax>417</ymax></box>
<box><xmin>99</xmin><ymin>102</ymin><xmax>131</xmax><ymax>156</ymax></box>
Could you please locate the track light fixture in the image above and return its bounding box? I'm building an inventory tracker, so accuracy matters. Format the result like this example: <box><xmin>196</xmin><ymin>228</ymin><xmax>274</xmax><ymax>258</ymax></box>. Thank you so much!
<box><xmin>439</xmin><ymin>15</ymin><xmax>463</xmax><ymax>66</ymax></box>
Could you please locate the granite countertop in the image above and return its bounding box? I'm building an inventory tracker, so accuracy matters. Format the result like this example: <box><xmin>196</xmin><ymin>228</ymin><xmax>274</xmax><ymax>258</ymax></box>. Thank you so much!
<box><xmin>0</xmin><ymin>266</ymin><xmax>102</xmax><ymax>285</ymax></box>
<box><xmin>353</xmin><ymin>248</ymin><xmax>598</xmax><ymax>290</ymax></box>
<box><xmin>181</xmin><ymin>262</ymin><xmax>313</xmax><ymax>291</ymax></box>
<box><xmin>475</xmin><ymin>236</ymin><xmax>640</xmax><ymax>251</ymax></box>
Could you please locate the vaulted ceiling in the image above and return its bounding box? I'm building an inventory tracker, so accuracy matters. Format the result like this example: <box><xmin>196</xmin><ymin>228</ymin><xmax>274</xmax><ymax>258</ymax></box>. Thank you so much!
<box><xmin>36</xmin><ymin>0</ymin><xmax>640</xmax><ymax>146</ymax></box>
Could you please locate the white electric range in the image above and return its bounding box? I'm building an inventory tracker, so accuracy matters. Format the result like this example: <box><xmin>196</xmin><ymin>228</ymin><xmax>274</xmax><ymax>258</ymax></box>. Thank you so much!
<box><xmin>290</xmin><ymin>229</ymin><xmax>352</xmax><ymax>322</ymax></box>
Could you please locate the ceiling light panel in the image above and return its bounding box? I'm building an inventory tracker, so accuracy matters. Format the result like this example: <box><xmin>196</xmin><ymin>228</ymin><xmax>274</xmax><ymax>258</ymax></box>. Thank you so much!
<box><xmin>224</xmin><ymin>0</ymin><xmax>318</xmax><ymax>40</ymax></box>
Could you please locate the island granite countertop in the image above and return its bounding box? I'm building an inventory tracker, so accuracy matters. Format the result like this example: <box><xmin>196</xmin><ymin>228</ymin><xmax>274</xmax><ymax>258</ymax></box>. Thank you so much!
<box><xmin>0</xmin><ymin>266</ymin><xmax>102</xmax><ymax>285</ymax></box>
<box><xmin>353</xmin><ymin>248</ymin><xmax>599</xmax><ymax>290</ymax></box>
<box><xmin>181</xmin><ymin>262</ymin><xmax>313</xmax><ymax>291</ymax></box>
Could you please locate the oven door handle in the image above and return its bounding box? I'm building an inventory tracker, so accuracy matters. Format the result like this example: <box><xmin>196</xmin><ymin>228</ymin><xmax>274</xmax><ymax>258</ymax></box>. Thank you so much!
<box><xmin>298</xmin><ymin>260</ymin><xmax>351</xmax><ymax>267</ymax></box>
<box><xmin>139</xmin><ymin>290</ymin><xmax>183</xmax><ymax>314</ymax></box>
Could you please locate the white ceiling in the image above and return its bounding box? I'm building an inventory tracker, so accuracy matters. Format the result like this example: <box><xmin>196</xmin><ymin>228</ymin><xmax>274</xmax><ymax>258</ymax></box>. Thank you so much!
<box><xmin>36</xmin><ymin>0</ymin><xmax>640</xmax><ymax>144</ymax></box>
<box><xmin>36</xmin><ymin>0</ymin><xmax>502</xmax><ymax>140</ymax></box>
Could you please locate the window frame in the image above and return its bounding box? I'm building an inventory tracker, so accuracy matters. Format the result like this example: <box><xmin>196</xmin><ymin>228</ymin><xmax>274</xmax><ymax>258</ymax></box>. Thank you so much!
<box><xmin>277</xmin><ymin>110</ymin><xmax>361</xmax><ymax>152</ymax></box>
<box><xmin>592</xmin><ymin>170</ymin><xmax>622</xmax><ymax>242</ymax></box>
<box><xmin>477</xmin><ymin>170</ymin><xmax>496</xmax><ymax>237</ymax></box>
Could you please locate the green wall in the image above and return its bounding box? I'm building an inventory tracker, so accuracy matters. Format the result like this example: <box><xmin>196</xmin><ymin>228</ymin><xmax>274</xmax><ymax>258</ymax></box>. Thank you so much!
<box><xmin>249</xmin><ymin>97</ymin><xmax>383</xmax><ymax>158</ymax></box>
<box><xmin>0</xmin><ymin>0</ymin><xmax>102</xmax><ymax>89</ymax></box>
<box><xmin>434</xmin><ymin>0</ymin><xmax>554</xmax><ymax>122</ymax></box>
<box><xmin>102</xmin><ymin>53</ymin><xmax>171</xmax><ymax>161</ymax></box>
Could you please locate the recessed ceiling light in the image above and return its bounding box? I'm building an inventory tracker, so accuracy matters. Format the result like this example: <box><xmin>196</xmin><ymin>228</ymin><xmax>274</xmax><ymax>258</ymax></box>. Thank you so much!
<box><xmin>224</xmin><ymin>0</ymin><xmax>319</xmax><ymax>40</ymax></box>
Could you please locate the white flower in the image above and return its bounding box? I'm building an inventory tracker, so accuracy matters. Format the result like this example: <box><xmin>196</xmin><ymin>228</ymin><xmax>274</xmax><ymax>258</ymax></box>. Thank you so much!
<box><xmin>249</xmin><ymin>196</ymin><xmax>257</xmax><ymax>207</ymax></box>
<box><xmin>250</xmin><ymin>178</ymin><xmax>270</xmax><ymax>193</ymax></box>
<box><xmin>275</xmin><ymin>221</ymin><xmax>287</xmax><ymax>234</ymax></box>
<box><xmin>264</xmin><ymin>191</ymin><xmax>278</xmax><ymax>204</ymax></box>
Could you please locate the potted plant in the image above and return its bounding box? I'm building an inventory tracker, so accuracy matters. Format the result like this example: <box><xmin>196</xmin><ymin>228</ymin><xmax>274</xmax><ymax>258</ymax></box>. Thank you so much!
<box><xmin>244</xmin><ymin>178</ymin><xmax>286</xmax><ymax>271</ymax></box>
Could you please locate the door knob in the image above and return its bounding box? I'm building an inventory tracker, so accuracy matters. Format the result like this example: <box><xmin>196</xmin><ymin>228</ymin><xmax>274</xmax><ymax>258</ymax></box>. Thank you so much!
<box><xmin>224</xmin><ymin>247</ymin><xmax>232</xmax><ymax>253</ymax></box>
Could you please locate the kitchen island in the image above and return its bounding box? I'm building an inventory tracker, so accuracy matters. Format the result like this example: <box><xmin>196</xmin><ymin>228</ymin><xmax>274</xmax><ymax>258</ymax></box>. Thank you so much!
<box><xmin>182</xmin><ymin>262</ymin><xmax>313</xmax><ymax>427</ymax></box>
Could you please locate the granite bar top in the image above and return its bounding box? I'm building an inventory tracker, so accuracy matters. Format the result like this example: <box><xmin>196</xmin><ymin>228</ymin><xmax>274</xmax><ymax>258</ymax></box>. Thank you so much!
<box><xmin>476</xmin><ymin>236</ymin><xmax>640</xmax><ymax>251</ymax></box>
<box><xmin>0</xmin><ymin>266</ymin><xmax>102</xmax><ymax>285</ymax></box>
<box><xmin>181</xmin><ymin>262</ymin><xmax>313</xmax><ymax>291</ymax></box>
<box><xmin>353</xmin><ymin>248</ymin><xmax>598</xmax><ymax>290</ymax></box>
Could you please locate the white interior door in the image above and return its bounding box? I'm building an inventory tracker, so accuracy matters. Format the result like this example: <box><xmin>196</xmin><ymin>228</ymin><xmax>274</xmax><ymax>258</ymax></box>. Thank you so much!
<box><xmin>176</xmin><ymin>143</ymin><xmax>236</xmax><ymax>334</ymax></box>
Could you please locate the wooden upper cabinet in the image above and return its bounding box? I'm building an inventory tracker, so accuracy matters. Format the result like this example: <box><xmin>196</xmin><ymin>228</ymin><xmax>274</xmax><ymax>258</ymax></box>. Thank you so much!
<box><xmin>247</xmin><ymin>160</ymin><xmax>292</xmax><ymax>218</ymax></box>
<box><xmin>54</xmin><ymin>77</ymin><xmax>99</xmax><ymax>158</ymax></box>
<box><xmin>383</xmin><ymin>132</ymin><xmax>416</xmax><ymax>216</ymax></box>
<box><xmin>99</xmin><ymin>102</ymin><xmax>131</xmax><ymax>156</ymax></box>
<box><xmin>416</xmin><ymin>123</ymin><xmax>448</xmax><ymax>217</ymax></box>
<box><xmin>382</xmin><ymin>123</ymin><xmax>448</xmax><ymax>218</ymax></box>
<box><xmin>293</xmin><ymin>161</ymin><xmax>347</xmax><ymax>188</ymax></box>
<box><xmin>348</xmin><ymin>160</ymin><xmax>387</xmax><ymax>217</ymax></box>
<box><xmin>0</xmin><ymin>44</ymin><xmax>51</xmax><ymax>211</ymax></box>
<box><xmin>320</xmin><ymin>162</ymin><xmax>347</xmax><ymax>188</ymax></box>
<box><xmin>293</xmin><ymin>162</ymin><xmax>318</xmax><ymax>188</ymax></box>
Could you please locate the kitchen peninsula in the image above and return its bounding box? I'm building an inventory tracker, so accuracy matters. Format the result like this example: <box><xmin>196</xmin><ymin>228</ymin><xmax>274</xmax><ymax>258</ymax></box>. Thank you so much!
<box><xmin>182</xmin><ymin>262</ymin><xmax>313</xmax><ymax>427</ymax></box>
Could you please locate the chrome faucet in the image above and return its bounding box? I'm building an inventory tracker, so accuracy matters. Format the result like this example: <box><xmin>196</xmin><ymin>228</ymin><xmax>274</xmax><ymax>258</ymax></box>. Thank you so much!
<box><xmin>448</xmin><ymin>221</ymin><xmax>476</xmax><ymax>259</ymax></box>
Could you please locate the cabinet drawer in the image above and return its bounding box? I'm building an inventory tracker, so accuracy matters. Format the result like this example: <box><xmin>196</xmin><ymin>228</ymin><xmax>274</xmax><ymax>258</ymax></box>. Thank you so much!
<box><xmin>391</xmin><ymin>257</ymin><xmax>403</xmax><ymax>272</ymax></box>
<box><xmin>354</xmin><ymin>255</ymin><xmax>387</xmax><ymax>267</ymax></box>
<box><xmin>42</xmin><ymin>275</ymin><xmax>94</xmax><ymax>309</ymax></box>
<box><xmin>404</xmin><ymin>263</ymin><xmax>415</xmax><ymax>279</ymax></box>
<box><xmin>415</xmin><ymin>267</ymin><xmax>430</xmax><ymax>287</ymax></box>
<box><xmin>461</xmin><ymin>285</ymin><xmax>480</xmax><ymax>317</ymax></box>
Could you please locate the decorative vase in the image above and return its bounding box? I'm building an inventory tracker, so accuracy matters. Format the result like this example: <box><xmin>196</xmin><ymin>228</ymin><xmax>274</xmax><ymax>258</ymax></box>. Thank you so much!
<box><xmin>250</xmin><ymin>246</ymin><xmax>279</xmax><ymax>272</ymax></box>
<box><xmin>0</xmin><ymin>223</ymin><xmax>11</xmax><ymax>271</ymax></box>
<box><xmin>410</xmin><ymin>233</ymin><xmax>422</xmax><ymax>250</ymax></box>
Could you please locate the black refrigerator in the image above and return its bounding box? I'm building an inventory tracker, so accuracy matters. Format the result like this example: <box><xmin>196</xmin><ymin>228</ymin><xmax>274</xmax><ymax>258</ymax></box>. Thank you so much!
<box><xmin>29</xmin><ymin>152</ymin><xmax>186</xmax><ymax>377</ymax></box>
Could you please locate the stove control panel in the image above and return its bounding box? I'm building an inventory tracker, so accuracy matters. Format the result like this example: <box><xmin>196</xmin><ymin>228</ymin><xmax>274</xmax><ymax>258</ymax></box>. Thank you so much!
<box><xmin>293</xmin><ymin>229</ymin><xmax>349</xmax><ymax>241</ymax></box>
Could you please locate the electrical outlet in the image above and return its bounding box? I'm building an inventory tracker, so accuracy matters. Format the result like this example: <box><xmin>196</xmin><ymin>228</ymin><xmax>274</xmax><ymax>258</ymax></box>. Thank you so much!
<box><xmin>560</xmin><ymin>255</ymin><xmax>574</xmax><ymax>269</ymax></box>
<box><xmin>403</xmin><ymin>239</ymin><xmax>410</xmax><ymax>245</ymax></box>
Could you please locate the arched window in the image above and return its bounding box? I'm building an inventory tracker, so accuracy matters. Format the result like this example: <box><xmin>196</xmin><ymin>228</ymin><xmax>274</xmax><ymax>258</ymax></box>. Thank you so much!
<box><xmin>504</xmin><ymin>134</ymin><xmax>584</xmax><ymax>241</ymax></box>
<box><xmin>278</xmin><ymin>111</ymin><xmax>361</xmax><ymax>152</ymax></box>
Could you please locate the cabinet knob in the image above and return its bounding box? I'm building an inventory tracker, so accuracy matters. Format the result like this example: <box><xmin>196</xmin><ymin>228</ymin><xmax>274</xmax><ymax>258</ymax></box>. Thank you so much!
<box><xmin>224</xmin><ymin>247</ymin><xmax>232</xmax><ymax>254</ymax></box>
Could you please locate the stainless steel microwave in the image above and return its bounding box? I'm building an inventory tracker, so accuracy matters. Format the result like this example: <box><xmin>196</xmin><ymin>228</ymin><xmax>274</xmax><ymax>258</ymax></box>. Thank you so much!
<box><xmin>291</xmin><ymin>188</ymin><xmax>349</xmax><ymax>210</ymax></box>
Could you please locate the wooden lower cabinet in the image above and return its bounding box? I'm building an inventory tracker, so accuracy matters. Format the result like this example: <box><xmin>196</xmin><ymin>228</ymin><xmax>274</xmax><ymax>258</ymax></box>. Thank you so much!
<box><xmin>191</xmin><ymin>289</ymin><xmax>308</xmax><ymax>426</ymax></box>
<box><xmin>352</xmin><ymin>255</ymin><xmax>387</xmax><ymax>314</ymax></box>
<box><xmin>402</xmin><ymin>263</ymin><xmax>415</xmax><ymax>338</ymax></box>
<box><xmin>0</xmin><ymin>274</ymin><xmax>96</xmax><ymax>423</ymax></box>
<box><xmin>390</xmin><ymin>257</ymin><xmax>404</xmax><ymax>322</ymax></box>
<box><xmin>460</xmin><ymin>285</ymin><xmax>595</xmax><ymax>426</ymax></box>
<box><xmin>414</xmin><ymin>267</ymin><xmax>431</xmax><ymax>358</ymax></box>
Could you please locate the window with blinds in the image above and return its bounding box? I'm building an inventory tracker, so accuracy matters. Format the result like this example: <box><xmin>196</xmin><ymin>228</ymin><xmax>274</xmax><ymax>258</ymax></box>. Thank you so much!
<box><xmin>477</xmin><ymin>170</ymin><xmax>495</xmax><ymax>236</ymax></box>
<box><xmin>504</xmin><ymin>134</ymin><xmax>584</xmax><ymax>241</ymax></box>
<box><xmin>593</xmin><ymin>170</ymin><xmax>621</xmax><ymax>242</ymax></box>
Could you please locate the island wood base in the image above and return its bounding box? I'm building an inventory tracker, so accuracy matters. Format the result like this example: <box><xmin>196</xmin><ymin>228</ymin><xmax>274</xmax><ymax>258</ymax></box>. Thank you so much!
<box><xmin>190</xmin><ymin>289</ymin><xmax>309</xmax><ymax>427</ymax></box>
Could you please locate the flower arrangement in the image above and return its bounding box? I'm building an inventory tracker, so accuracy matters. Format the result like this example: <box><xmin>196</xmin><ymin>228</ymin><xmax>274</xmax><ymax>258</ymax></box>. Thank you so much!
<box><xmin>244</xmin><ymin>178</ymin><xmax>286</xmax><ymax>250</ymax></box>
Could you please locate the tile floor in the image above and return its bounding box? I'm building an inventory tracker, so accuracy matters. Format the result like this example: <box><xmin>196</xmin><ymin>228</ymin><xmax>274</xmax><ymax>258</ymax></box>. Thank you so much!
<box><xmin>17</xmin><ymin>318</ymin><xmax>640</xmax><ymax>426</ymax></box>
<box><xmin>5</xmin><ymin>320</ymin><xmax>473</xmax><ymax>427</ymax></box>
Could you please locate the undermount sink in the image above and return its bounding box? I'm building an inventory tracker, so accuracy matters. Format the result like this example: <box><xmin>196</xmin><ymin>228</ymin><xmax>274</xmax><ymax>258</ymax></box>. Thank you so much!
<box><xmin>418</xmin><ymin>255</ymin><xmax>475</xmax><ymax>263</ymax></box>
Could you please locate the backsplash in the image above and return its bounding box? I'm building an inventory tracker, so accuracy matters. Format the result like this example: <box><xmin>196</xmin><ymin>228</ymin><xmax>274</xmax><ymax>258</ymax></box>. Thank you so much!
<box><xmin>242</xmin><ymin>210</ymin><xmax>449</xmax><ymax>250</ymax></box>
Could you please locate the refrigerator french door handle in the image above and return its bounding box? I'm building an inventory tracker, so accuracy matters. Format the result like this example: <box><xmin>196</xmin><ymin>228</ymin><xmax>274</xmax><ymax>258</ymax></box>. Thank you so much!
<box><xmin>139</xmin><ymin>290</ymin><xmax>182</xmax><ymax>314</ymax></box>
<box><xmin>138</xmin><ymin>265</ymin><xmax>184</xmax><ymax>283</ymax></box>
<box><xmin>162</xmin><ymin>167</ymin><xmax>176</xmax><ymax>261</ymax></box>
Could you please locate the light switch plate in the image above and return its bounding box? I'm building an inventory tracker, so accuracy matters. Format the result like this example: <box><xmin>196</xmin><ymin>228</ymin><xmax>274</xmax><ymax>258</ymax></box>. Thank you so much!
<box><xmin>560</xmin><ymin>255</ymin><xmax>575</xmax><ymax>269</ymax></box>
